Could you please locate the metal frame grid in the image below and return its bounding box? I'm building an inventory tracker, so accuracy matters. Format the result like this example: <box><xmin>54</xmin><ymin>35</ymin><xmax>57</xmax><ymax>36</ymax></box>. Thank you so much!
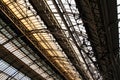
<box><xmin>0</xmin><ymin>17</ymin><xmax>62</xmax><ymax>80</ymax></box>
<box><xmin>0</xmin><ymin>0</ymin><xmax>83</xmax><ymax>80</ymax></box>
<box><xmin>0</xmin><ymin>59</ymin><xmax>31</xmax><ymax>80</ymax></box>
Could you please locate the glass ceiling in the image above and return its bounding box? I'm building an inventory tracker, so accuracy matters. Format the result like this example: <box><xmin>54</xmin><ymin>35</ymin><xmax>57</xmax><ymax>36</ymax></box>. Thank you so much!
<box><xmin>1</xmin><ymin>0</ymin><xmax>82</xmax><ymax>79</ymax></box>
<box><xmin>0</xmin><ymin>0</ymin><xmax>101</xmax><ymax>79</ymax></box>
<box><xmin>0</xmin><ymin>18</ymin><xmax>62</xmax><ymax>80</ymax></box>
<box><xmin>0</xmin><ymin>59</ymin><xmax>31</xmax><ymax>80</ymax></box>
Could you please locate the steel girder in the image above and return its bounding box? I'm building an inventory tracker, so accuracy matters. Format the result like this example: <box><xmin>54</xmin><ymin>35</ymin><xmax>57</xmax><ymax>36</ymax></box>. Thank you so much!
<box><xmin>0</xmin><ymin>45</ymin><xmax>45</xmax><ymax>80</ymax></box>
<box><xmin>29</xmin><ymin>0</ymin><xmax>91</xmax><ymax>80</ymax></box>
<box><xmin>75</xmin><ymin>0</ymin><xmax>119</xmax><ymax>80</ymax></box>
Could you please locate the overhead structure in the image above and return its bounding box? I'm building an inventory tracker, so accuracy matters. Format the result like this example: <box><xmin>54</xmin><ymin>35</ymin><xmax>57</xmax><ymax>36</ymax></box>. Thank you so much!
<box><xmin>0</xmin><ymin>0</ymin><xmax>83</xmax><ymax>80</ymax></box>
<box><xmin>0</xmin><ymin>0</ymin><xmax>119</xmax><ymax>80</ymax></box>
<box><xmin>0</xmin><ymin>12</ymin><xmax>64</xmax><ymax>80</ymax></box>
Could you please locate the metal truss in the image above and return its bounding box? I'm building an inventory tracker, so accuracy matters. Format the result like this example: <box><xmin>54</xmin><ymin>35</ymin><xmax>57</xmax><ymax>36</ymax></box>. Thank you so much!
<box><xmin>29</xmin><ymin>0</ymin><xmax>102</xmax><ymax>80</ymax></box>
<box><xmin>0</xmin><ymin>0</ymin><xmax>76</xmax><ymax>80</ymax></box>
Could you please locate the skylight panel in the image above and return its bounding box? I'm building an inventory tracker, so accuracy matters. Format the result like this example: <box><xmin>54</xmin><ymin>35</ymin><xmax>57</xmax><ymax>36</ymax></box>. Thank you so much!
<box><xmin>30</xmin><ymin>64</ymin><xmax>38</xmax><ymax>70</ymax></box>
<box><xmin>4</xmin><ymin>67</ymin><xmax>17</xmax><ymax>76</ymax></box>
<box><xmin>21</xmin><ymin>57</ymin><xmax>32</xmax><ymax>65</ymax></box>
<box><xmin>4</xmin><ymin>42</ymin><xmax>18</xmax><ymax>52</ymax></box>
<box><xmin>0</xmin><ymin>61</ymin><xmax>9</xmax><ymax>70</ymax></box>
<box><xmin>47</xmin><ymin>78</ymin><xmax>54</xmax><ymax>80</ymax></box>
<box><xmin>14</xmin><ymin>72</ymin><xmax>24</xmax><ymax>80</ymax></box>
<box><xmin>12</xmin><ymin>39</ymin><xmax>22</xmax><ymax>47</ymax></box>
<box><xmin>0</xmin><ymin>34</ymin><xmax>8</xmax><ymax>44</ymax></box>
<box><xmin>0</xmin><ymin>73</ymin><xmax>8</xmax><ymax>80</ymax></box>
<box><xmin>21</xmin><ymin>76</ymin><xmax>31</xmax><ymax>80</ymax></box>
<box><xmin>1</xmin><ymin>29</ymin><xmax>13</xmax><ymax>39</ymax></box>
<box><xmin>21</xmin><ymin>47</ymin><xmax>29</xmax><ymax>55</ymax></box>
<box><xmin>0</xmin><ymin>60</ymin><xmax>31</xmax><ymax>80</ymax></box>
<box><xmin>12</xmin><ymin>50</ymin><xmax>26</xmax><ymax>59</ymax></box>
<box><xmin>35</xmin><ymin>68</ymin><xmax>44</xmax><ymax>74</ymax></box>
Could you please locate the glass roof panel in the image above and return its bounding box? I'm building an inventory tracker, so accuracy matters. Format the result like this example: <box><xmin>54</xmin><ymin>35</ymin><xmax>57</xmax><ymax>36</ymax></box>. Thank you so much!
<box><xmin>4</xmin><ymin>42</ymin><xmax>18</xmax><ymax>52</ymax></box>
<box><xmin>35</xmin><ymin>68</ymin><xmax>44</xmax><ymax>74</ymax></box>
<box><xmin>0</xmin><ymin>17</ymin><xmax>63</xmax><ymax>79</ymax></box>
<box><xmin>0</xmin><ymin>73</ymin><xmax>9</xmax><ymax>80</ymax></box>
<box><xmin>12</xmin><ymin>50</ymin><xmax>26</xmax><ymax>59</ymax></box>
<box><xmin>0</xmin><ymin>34</ymin><xmax>8</xmax><ymax>44</ymax></box>
<box><xmin>0</xmin><ymin>60</ymin><xmax>31</xmax><ymax>80</ymax></box>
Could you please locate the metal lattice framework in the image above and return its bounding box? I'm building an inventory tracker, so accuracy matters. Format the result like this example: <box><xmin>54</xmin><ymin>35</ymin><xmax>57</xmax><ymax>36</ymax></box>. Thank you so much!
<box><xmin>0</xmin><ymin>0</ymin><xmax>81</xmax><ymax>80</ymax></box>
<box><xmin>0</xmin><ymin>0</ymin><xmax>119</xmax><ymax>80</ymax></box>
<box><xmin>0</xmin><ymin>13</ymin><xmax>64</xmax><ymax>80</ymax></box>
